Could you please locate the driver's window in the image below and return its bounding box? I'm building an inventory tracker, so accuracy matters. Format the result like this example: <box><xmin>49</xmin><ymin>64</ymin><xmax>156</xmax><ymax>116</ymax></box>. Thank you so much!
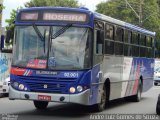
<box><xmin>96</xmin><ymin>30</ymin><xmax>103</xmax><ymax>54</ymax></box>
<box><xmin>93</xmin><ymin>21</ymin><xmax>104</xmax><ymax>65</ymax></box>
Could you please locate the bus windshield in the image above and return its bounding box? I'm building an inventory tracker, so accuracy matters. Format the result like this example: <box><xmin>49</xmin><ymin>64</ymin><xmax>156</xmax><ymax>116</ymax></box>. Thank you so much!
<box><xmin>12</xmin><ymin>26</ymin><xmax>91</xmax><ymax>70</ymax></box>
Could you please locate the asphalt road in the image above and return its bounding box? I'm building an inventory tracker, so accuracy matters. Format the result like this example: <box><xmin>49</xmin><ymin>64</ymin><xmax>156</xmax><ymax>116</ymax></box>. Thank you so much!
<box><xmin>0</xmin><ymin>86</ymin><xmax>160</xmax><ymax>120</ymax></box>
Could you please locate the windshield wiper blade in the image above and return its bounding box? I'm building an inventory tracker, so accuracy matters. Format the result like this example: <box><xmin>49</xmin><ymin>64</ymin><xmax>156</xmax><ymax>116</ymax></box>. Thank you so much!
<box><xmin>33</xmin><ymin>24</ymin><xmax>45</xmax><ymax>41</ymax></box>
<box><xmin>32</xmin><ymin>24</ymin><xmax>46</xmax><ymax>53</ymax></box>
<box><xmin>51</xmin><ymin>24</ymin><xmax>72</xmax><ymax>39</ymax></box>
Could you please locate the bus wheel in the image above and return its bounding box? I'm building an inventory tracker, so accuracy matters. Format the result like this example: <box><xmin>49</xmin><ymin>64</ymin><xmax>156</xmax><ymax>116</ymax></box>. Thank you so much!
<box><xmin>156</xmin><ymin>95</ymin><xmax>160</xmax><ymax>115</ymax></box>
<box><xmin>93</xmin><ymin>85</ymin><xmax>107</xmax><ymax>112</ymax></box>
<box><xmin>33</xmin><ymin>101</ymin><xmax>48</xmax><ymax>110</ymax></box>
<box><xmin>132</xmin><ymin>80</ymin><xmax>142</xmax><ymax>102</ymax></box>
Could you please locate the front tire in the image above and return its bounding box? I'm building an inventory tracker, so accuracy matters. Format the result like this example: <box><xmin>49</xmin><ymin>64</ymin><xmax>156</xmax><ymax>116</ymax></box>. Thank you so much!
<box><xmin>92</xmin><ymin>85</ymin><xmax>107</xmax><ymax>112</ymax></box>
<box><xmin>33</xmin><ymin>101</ymin><xmax>48</xmax><ymax>110</ymax></box>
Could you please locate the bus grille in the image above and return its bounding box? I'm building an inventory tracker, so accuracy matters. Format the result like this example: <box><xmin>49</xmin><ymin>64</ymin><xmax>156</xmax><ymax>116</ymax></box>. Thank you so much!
<box><xmin>19</xmin><ymin>76</ymin><xmax>77</xmax><ymax>93</ymax></box>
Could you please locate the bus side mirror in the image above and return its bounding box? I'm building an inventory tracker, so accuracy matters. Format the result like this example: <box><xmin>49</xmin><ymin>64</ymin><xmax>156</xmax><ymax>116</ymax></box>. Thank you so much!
<box><xmin>6</xmin><ymin>30</ymin><xmax>12</xmax><ymax>44</ymax></box>
<box><xmin>0</xmin><ymin>35</ymin><xmax>4</xmax><ymax>50</ymax></box>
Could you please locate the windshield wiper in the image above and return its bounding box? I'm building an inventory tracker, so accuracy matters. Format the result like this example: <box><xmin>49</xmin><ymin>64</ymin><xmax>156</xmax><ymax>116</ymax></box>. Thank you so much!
<box><xmin>51</xmin><ymin>24</ymin><xmax>72</xmax><ymax>39</ymax></box>
<box><xmin>32</xmin><ymin>24</ymin><xmax>46</xmax><ymax>53</ymax></box>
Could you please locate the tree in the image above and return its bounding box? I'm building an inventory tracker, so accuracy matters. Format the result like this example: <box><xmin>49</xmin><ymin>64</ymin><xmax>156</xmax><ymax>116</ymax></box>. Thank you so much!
<box><xmin>96</xmin><ymin>0</ymin><xmax>160</xmax><ymax>55</ymax></box>
<box><xmin>5</xmin><ymin>8</ymin><xmax>18</xmax><ymax>44</ymax></box>
<box><xmin>25</xmin><ymin>0</ymin><xmax>79</xmax><ymax>8</ymax></box>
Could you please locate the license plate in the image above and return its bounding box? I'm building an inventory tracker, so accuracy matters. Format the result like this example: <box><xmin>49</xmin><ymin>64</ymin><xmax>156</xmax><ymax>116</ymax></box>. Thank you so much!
<box><xmin>38</xmin><ymin>95</ymin><xmax>51</xmax><ymax>101</ymax></box>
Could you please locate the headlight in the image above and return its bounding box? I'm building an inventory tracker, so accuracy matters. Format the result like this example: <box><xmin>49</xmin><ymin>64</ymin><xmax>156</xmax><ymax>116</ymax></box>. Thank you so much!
<box><xmin>19</xmin><ymin>84</ymin><xmax>25</xmax><ymax>90</ymax></box>
<box><xmin>69</xmin><ymin>87</ymin><xmax>76</xmax><ymax>93</ymax></box>
<box><xmin>77</xmin><ymin>85</ymin><xmax>83</xmax><ymax>92</ymax></box>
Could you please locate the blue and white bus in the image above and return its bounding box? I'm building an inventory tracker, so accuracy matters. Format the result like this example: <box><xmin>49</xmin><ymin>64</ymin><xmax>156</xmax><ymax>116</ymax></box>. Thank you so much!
<box><xmin>8</xmin><ymin>7</ymin><xmax>156</xmax><ymax>112</ymax></box>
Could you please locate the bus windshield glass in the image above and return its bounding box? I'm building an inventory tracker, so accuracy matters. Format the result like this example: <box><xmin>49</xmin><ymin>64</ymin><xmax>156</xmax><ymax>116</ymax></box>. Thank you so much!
<box><xmin>12</xmin><ymin>26</ymin><xmax>91</xmax><ymax>70</ymax></box>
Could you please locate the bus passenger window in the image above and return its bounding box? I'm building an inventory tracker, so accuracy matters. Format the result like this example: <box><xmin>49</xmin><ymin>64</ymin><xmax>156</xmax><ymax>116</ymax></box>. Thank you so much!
<box><xmin>140</xmin><ymin>47</ymin><xmax>146</xmax><ymax>57</ymax></box>
<box><xmin>124</xmin><ymin>44</ymin><xmax>132</xmax><ymax>56</ymax></box>
<box><xmin>105</xmin><ymin>24</ymin><xmax>114</xmax><ymax>40</ymax></box>
<box><xmin>115</xmin><ymin>27</ymin><xmax>124</xmax><ymax>41</ymax></box>
<box><xmin>132</xmin><ymin>32</ymin><xmax>139</xmax><ymax>45</ymax></box>
<box><xmin>96</xmin><ymin>30</ymin><xmax>104</xmax><ymax>54</ymax></box>
<box><xmin>124</xmin><ymin>30</ymin><xmax>132</xmax><ymax>43</ymax></box>
<box><xmin>105</xmin><ymin>40</ymin><xmax>114</xmax><ymax>55</ymax></box>
<box><xmin>146</xmin><ymin>36</ymin><xmax>152</xmax><ymax>47</ymax></box>
<box><xmin>115</xmin><ymin>42</ymin><xmax>123</xmax><ymax>55</ymax></box>
<box><xmin>140</xmin><ymin>35</ymin><xmax>146</xmax><ymax>46</ymax></box>
<box><xmin>132</xmin><ymin>46</ymin><xmax>139</xmax><ymax>57</ymax></box>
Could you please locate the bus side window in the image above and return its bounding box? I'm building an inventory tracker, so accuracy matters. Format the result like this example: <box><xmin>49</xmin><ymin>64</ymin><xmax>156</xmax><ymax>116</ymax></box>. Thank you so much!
<box><xmin>96</xmin><ymin>30</ymin><xmax>104</xmax><ymax>54</ymax></box>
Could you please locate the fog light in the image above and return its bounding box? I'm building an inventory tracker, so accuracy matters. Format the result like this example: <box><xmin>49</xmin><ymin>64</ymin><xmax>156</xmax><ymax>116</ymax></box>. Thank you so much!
<box><xmin>69</xmin><ymin>87</ymin><xmax>76</xmax><ymax>93</ymax></box>
<box><xmin>19</xmin><ymin>84</ymin><xmax>25</xmax><ymax>90</ymax></box>
<box><xmin>24</xmin><ymin>87</ymin><xmax>28</xmax><ymax>91</ymax></box>
<box><xmin>13</xmin><ymin>82</ymin><xmax>19</xmax><ymax>88</ymax></box>
<box><xmin>77</xmin><ymin>85</ymin><xmax>83</xmax><ymax>92</ymax></box>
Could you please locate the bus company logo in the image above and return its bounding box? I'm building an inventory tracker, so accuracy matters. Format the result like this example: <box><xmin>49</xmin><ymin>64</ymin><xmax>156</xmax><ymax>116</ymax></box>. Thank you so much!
<box><xmin>43</xmin><ymin>84</ymin><xmax>48</xmax><ymax>89</ymax></box>
<box><xmin>36</xmin><ymin>71</ymin><xmax>58</xmax><ymax>75</ymax></box>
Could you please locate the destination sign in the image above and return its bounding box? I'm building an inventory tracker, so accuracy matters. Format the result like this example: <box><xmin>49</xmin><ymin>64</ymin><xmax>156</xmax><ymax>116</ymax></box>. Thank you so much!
<box><xmin>18</xmin><ymin>10</ymin><xmax>88</xmax><ymax>23</ymax></box>
<box><xmin>21</xmin><ymin>12</ymin><xmax>38</xmax><ymax>20</ymax></box>
<box><xmin>43</xmin><ymin>13</ymin><xmax>87</xmax><ymax>22</ymax></box>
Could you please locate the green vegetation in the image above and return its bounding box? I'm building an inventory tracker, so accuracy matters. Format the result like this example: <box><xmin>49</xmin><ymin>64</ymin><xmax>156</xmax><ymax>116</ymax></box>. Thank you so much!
<box><xmin>25</xmin><ymin>0</ymin><xmax>79</xmax><ymax>8</ymax></box>
<box><xmin>96</xmin><ymin>0</ymin><xmax>160</xmax><ymax>54</ymax></box>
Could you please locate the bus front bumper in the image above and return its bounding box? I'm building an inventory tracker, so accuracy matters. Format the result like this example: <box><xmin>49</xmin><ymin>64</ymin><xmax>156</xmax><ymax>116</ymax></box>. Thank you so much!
<box><xmin>9</xmin><ymin>86</ymin><xmax>90</xmax><ymax>105</ymax></box>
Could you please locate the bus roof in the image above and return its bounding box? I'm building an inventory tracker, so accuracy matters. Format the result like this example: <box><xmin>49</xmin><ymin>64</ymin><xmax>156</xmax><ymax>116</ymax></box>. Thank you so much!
<box><xmin>18</xmin><ymin>6</ymin><xmax>92</xmax><ymax>15</ymax></box>
<box><xmin>94</xmin><ymin>12</ymin><xmax>156</xmax><ymax>36</ymax></box>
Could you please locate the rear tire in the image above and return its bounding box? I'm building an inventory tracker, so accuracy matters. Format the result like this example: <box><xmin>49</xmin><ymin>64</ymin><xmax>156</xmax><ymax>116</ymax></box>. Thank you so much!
<box><xmin>132</xmin><ymin>80</ymin><xmax>142</xmax><ymax>102</ymax></box>
<box><xmin>92</xmin><ymin>85</ymin><xmax>107</xmax><ymax>112</ymax></box>
<box><xmin>33</xmin><ymin>101</ymin><xmax>48</xmax><ymax>110</ymax></box>
<box><xmin>156</xmin><ymin>95</ymin><xmax>160</xmax><ymax>115</ymax></box>
<box><xmin>125</xmin><ymin>79</ymin><xmax>142</xmax><ymax>102</ymax></box>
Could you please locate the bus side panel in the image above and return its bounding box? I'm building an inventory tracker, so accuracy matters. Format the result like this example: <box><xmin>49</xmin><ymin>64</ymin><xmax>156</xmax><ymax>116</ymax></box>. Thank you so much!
<box><xmin>140</xmin><ymin>58</ymin><xmax>154</xmax><ymax>92</ymax></box>
<box><xmin>102</xmin><ymin>56</ymin><xmax>123</xmax><ymax>100</ymax></box>
<box><xmin>102</xmin><ymin>56</ymin><xmax>154</xmax><ymax>100</ymax></box>
<box><xmin>123</xmin><ymin>57</ymin><xmax>142</xmax><ymax>97</ymax></box>
<box><xmin>121</xmin><ymin>57</ymin><xmax>133</xmax><ymax>97</ymax></box>
<box><xmin>123</xmin><ymin>57</ymin><xmax>154</xmax><ymax>96</ymax></box>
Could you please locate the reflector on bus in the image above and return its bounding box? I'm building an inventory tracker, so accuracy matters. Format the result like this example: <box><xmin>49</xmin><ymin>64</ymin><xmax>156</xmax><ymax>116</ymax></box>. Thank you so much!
<box><xmin>21</xmin><ymin>12</ymin><xmax>38</xmax><ymax>20</ymax></box>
